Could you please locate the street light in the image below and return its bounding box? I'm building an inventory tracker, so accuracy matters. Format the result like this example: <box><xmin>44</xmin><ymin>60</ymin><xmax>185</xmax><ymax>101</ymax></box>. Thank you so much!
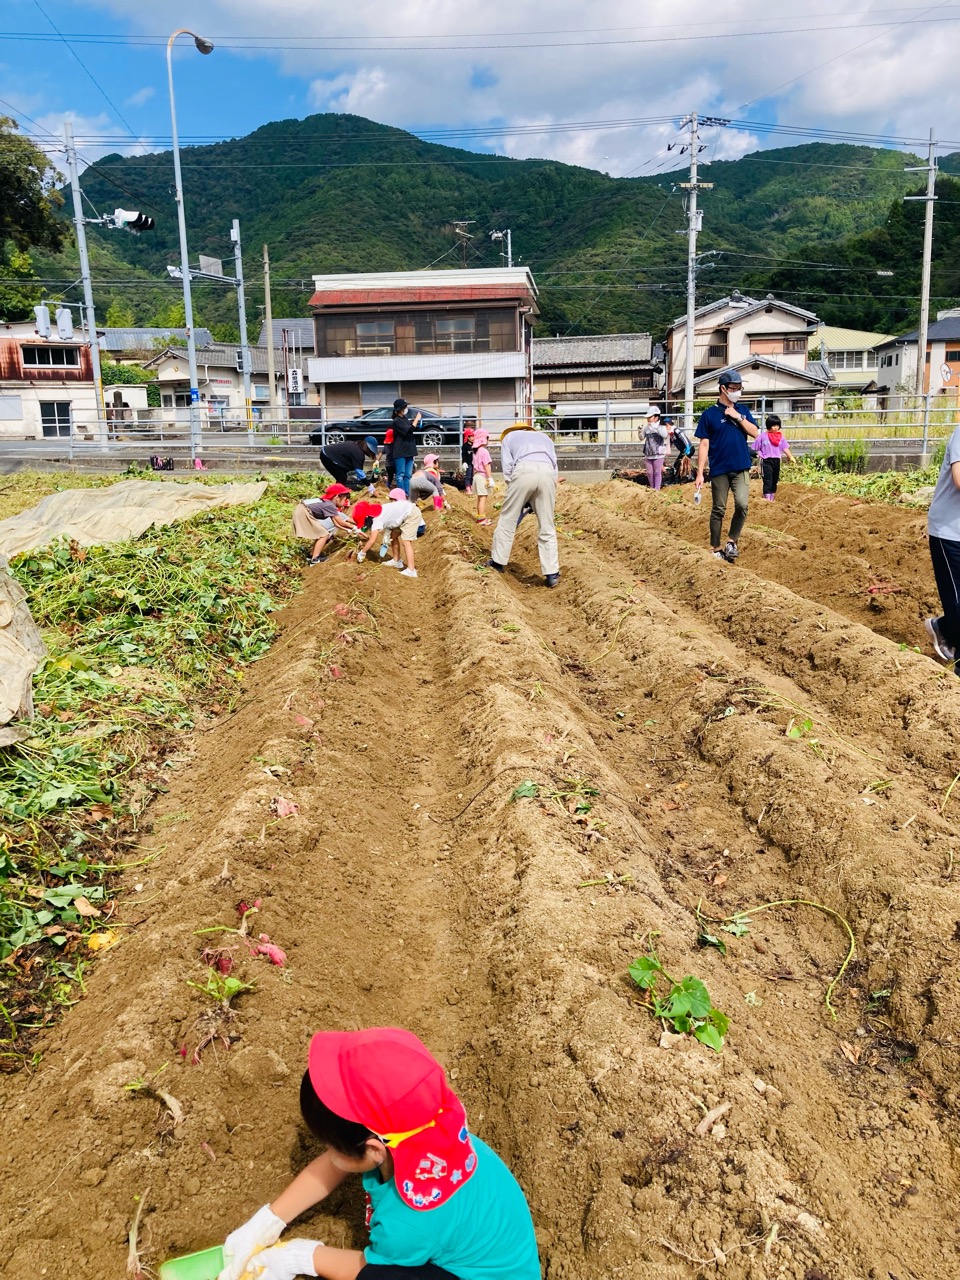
<box><xmin>166</xmin><ymin>27</ymin><xmax>213</xmax><ymax>459</ymax></box>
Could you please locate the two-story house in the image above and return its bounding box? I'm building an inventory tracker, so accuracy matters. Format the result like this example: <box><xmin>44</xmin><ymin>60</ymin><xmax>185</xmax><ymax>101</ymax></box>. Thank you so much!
<box><xmin>0</xmin><ymin>319</ymin><xmax>97</xmax><ymax>440</ymax></box>
<box><xmin>809</xmin><ymin>324</ymin><xmax>894</xmax><ymax>398</ymax></box>
<box><xmin>305</xmin><ymin>268</ymin><xmax>539</xmax><ymax>430</ymax></box>
<box><xmin>875</xmin><ymin>311</ymin><xmax>960</xmax><ymax>408</ymax></box>
<box><xmin>144</xmin><ymin>344</ymin><xmax>286</xmax><ymax>422</ymax></box>
<box><xmin>665</xmin><ymin>291</ymin><xmax>831</xmax><ymax>414</ymax></box>
<box><xmin>532</xmin><ymin>333</ymin><xmax>663</xmax><ymax>441</ymax></box>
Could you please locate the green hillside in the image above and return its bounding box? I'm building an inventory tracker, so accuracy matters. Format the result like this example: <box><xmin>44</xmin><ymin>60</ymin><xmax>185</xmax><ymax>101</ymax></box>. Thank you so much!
<box><xmin>25</xmin><ymin>114</ymin><xmax>958</xmax><ymax>339</ymax></box>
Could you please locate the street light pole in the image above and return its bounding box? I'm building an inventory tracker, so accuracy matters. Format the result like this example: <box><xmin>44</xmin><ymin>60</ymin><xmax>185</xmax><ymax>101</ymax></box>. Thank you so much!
<box><xmin>166</xmin><ymin>27</ymin><xmax>213</xmax><ymax>460</ymax></box>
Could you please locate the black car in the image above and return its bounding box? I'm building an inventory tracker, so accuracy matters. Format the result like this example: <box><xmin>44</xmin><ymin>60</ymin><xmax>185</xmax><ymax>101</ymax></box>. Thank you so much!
<box><xmin>307</xmin><ymin>406</ymin><xmax>467</xmax><ymax>450</ymax></box>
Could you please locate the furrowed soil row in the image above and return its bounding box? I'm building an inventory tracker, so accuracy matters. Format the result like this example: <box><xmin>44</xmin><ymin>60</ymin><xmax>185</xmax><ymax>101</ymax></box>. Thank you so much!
<box><xmin>0</xmin><ymin>486</ymin><xmax>958</xmax><ymax>1280</ymax></box>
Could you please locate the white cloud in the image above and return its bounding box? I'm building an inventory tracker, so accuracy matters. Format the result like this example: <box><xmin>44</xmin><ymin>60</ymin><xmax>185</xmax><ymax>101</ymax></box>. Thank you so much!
<box><xmin>125</xmin><ymin>86</ymin><xmax>155</xmax><ymax>108</ymax></box>
<box><xmin>80</xmin><ymin>1</ymin><xmax>960</xmax><ymax>169</ymax></box>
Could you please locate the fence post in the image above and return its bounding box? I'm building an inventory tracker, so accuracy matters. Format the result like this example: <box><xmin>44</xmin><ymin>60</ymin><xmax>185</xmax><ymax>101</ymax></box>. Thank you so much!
<box><xmin>922</xmin><ymin>392</ymin><xmax>931</xmax><ymax>464</ymax></box>
<box><xmin>604</xmin><ymin>399</ymin><xmax>611</xmax><ymax>463</ymax></box>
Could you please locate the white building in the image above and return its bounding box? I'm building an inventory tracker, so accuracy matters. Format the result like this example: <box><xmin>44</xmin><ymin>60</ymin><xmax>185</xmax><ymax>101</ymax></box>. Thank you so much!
<box><xmin>0</xmin><ymin>318</ymin><xmax>98</xmax><ymax>440</ymax></box>
<box><xmin>304</xmin><ymin>268</ymin><xmax>538</xmax><ymax>430</ymax></box>
<box><xmin>875</xmin><ymin>312</ymin><xmax>960</xmax><ymax>407</ymax></box>
<box><xmin>144</xmin><ymin>344</ymin><xmax>286</xmax><ymax>422</ymax></box>
<box><xmin>666</xmin><ymin>291</ymin><xmax>830</xmax><ymax>413</ymax></box>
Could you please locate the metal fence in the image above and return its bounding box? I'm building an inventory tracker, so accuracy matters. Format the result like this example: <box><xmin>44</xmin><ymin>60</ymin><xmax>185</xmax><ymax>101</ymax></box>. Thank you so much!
<box><xmin>0</xmin><ymin>399</ymin><xmax>954</xmax><ymax>471</ymax></box>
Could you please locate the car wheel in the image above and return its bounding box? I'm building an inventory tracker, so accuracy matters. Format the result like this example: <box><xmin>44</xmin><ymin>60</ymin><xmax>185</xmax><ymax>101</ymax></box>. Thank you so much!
<box><xmin>324</xmin><ymin>431</ymin><xmax>345</xmax><ymax>445</ymax></box>
<box><xmin>421</xmin><ymin>430</ymin><xmax>443</xmax><ymax>449</ymax></box>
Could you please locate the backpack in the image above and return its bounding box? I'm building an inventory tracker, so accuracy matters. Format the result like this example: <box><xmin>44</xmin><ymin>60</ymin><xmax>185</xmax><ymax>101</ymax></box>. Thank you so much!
<box><xmin>643</xmin><ymin>426</ymin><xmax>665</xmax><ymax>458</ymax></box>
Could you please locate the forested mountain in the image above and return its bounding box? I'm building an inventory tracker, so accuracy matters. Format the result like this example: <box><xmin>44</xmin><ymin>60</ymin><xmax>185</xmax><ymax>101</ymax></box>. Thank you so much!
<box><xmin>23</xmin><ymin>113</ymin><xmax>960</xmax><ymax>339</ymax></box>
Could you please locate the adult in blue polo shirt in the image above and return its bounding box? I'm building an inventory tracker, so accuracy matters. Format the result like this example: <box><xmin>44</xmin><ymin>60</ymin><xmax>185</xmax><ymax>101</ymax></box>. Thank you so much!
<box><xmin>694</xmin><ymin>370</ymin><xmax>759</xmax><ymax>562</ymax></box>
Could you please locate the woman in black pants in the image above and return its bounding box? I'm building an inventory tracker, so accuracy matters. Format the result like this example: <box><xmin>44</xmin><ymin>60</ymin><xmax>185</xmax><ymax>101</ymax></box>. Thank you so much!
<box><xmin>390</xmin><ymin>399</ymin><xmax>418</xmax><ymax>496</ymax></box>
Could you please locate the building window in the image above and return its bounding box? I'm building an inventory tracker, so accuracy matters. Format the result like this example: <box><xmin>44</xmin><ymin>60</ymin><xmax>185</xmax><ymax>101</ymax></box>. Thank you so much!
<box><xmin>22</xmin><ymin>345</ymin><xmax>81</xmax><ymax>367</ymax></box>
<box><xmin>316</xmin><ymin>309</ymin><xmax>515</xmax><ymax>357</ymax></box>
<box><xmin>631</xmin><ymin>373</ymin><xmax>654</xmax><ymax>389</ymax></box>
<box><xmin>783</xmin><ymin>336</ymin><xmax>807</xmax><ymax>354</ymax></box>
<box><xmin>707</xmin><ymin>344</ymin><xmax>726</xmax><ymax>359</ymax></box>
<box><xmin>864</xmin><ymin>351</ymin><xmax>878</xmax><ymax>368</ymax></box>
<box><xmin>947</xmin><ymin>350</ymin><xmax>960</xmax><ymax>362</ymax></box>
<box><xmin>749</xmin><ymin>336</ymin><xmax>807</xmax><ymax>356</ymax></box>
<box><xmin>790</xmin><ymin>398</ymin><xmax>815</xmax><ymax>413</ymax></box>
<box><xmin>355</xmin><ymin>320</ymin><xmax>396</xmax><ymax>353</ymax></box>
<box><xmin>40</xmin><ymin>401</ymin><xmax>72</xmax><ymax>437</ymax></box>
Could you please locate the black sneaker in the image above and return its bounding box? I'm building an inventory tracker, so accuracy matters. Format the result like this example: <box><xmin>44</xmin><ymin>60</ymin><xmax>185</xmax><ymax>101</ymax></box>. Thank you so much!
<box><xmin>308</xmin><ymin>554</ymin><xmax>327</xmax><ymax>566</ymax></box>
<box><xmin>487</xmin><ymin>558</ymin><xmax>506</xmax><ymax>573</ymax></box>
<box><xmin>544</xmin><ymin>573</ymin><xmax>560</xmax><ymax>588</ymax></box>
<box><xmin>713</xmin><ymin>549</ymin><xmax>729</xmax><ymax>562</ymax></box>
<box><xmin>723</xmin><ymin>540</ymin><xmax>739</xmax><ymax>561</ymax></box>
<box><xmin>925</xmin><ymin>617</ymin><xmax>957</xmax><ymax>663</ymax></box>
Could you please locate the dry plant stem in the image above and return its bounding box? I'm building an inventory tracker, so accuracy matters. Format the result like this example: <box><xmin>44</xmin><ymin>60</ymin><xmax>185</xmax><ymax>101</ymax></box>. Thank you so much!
<box><xmin>126</xmin><ymin>1188</ymin><xmax>148</xmax><ymax>1279</ymax></box>
<box><xmin>699</xmin><ymin>897</ymin><xmax>856</xmax><ymax>1019</ymax></box>
<box><xmin>940</xmin><ymin>769</ymin><xmax>960</xmax><ymax>814</ymax></box>
<box><xmin>595</xmin><ymin>606</ymin><xmax>634</xmax><ymax>663</ymax></box>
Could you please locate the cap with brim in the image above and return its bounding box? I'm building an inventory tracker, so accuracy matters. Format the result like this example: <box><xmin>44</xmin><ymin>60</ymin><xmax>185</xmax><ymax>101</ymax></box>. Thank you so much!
<box><xmin>393</xmin><ymin>398</ymin><xmax>408</xmax><ymax>411</ymax></box>
<box><xmin>718</xmin><ymin>370</ymin><xmax>743</xmax><ymax>388</ymax></box>
<box><xmin>324</xmin><ymin>483</ymin><xmax>351</xmax><ymax>498</ymax></box>
<box><xmin>384</xmin><ymin>428</ymin><xmax>395</xmax><ymax>444</ymax></box>
<box><xmin>388</xmin><ymin>487</ymin><xmax>407</xmax><ymax>501</ymax></box>
<box><xmin>646</xmin><ymin>407</ymin><xmax>661</xmax><ymax>417</ymax></box>
<box><xmin>472</xmin><ymin>430</ymin><xmax>489</xmax><ymax>446</ymax></box>
<box><xmin>308</xmin><ymin>1028</ymin><xmax>477</xmax><ymax>1210</ymax></box>
<box><xmin>351</xmin><ymin>501</ymin><xmax>381</xmax><ymax>526</ymax></box>
<box><xmin>422</xmin><ymin>454</ymin><xmax>440</xmax><ymax>469</ymax></box>
<box><xmin>463</xmin><ymin>427</ymin><xmax>475</xmax><ymax>439</ymax></box>
<box><xmin>363</xmin><ymin>435</ymin><xmax>379</xmax><ymax>452</ymax></box>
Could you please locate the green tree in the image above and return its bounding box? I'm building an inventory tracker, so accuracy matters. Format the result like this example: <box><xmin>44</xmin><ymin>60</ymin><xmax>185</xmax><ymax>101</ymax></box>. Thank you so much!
<box><xmin>147</xmin><ymin>297</ymin><xmax>187</xmax><ymax>328</ymax></box>
<box><xmin>0</xmin><ymin>116</ymin><xmax>65</xmax><ymax>252</ymax></box>
<box><xmin>0</xmin><ymin>245</ymin><xmax>42</xmax><ymax>321</ymax></box>
<box><xmin>106</xmin><ymin>299</ymin><xmax>136</xmax><ymax>328</ymax></box>
<box><xmin>211</xmin><ymin>320</ymin><xmax>241</xmax><ymax>343</ymax></box>
<box><xmin>100</xmin><ymin>359</ymin><xmax>161</xmax><ymax>407</ymax></box>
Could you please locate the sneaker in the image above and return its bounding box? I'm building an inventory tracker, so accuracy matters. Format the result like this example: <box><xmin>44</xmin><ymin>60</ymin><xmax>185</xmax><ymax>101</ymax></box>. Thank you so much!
<box><xmin>544</xmin><ymin>573</ymin><xmax>560</xmax><ymax>588</ymax></box>
<box><xmin>400</xmin><ymin>568</ymin><xmax>418</xmax><ymax>578</ymax></box>
<box><xmin>308</xmin><ymin>554</ymin><xmax>327</xmax><ymax>565</ymax></box>
<box><xmin>487</xmin><ymin>558</ymin><xmax>506</xmax><ymax>573</ymax></box>
<box><xmin>477</xmin><ymin>518</ymin><xmax>492</xmax><ymax>527</ymax></box>
<box><xmin>724</xmin><ymin>540</ymin><xmax>739</xmax><ymax>560</ymax></box>
<box><xmin>383</xmin><ymin>558</ymin><xmax>404</xmax><ymax>568</ymax></box>
<box><xmin>925</xmin><ymin>617</ymin><xmax>957</xmax><ymax>663</ymax></box>
<box><xmin>713</xmin><ymin>549</ymin><xmax>729</xmax><ymax>562</ymax></box>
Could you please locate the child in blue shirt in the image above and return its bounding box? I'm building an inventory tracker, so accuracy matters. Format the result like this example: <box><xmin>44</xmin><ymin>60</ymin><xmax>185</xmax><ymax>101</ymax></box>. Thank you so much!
<box><xmin>217</xmin><ymin>1027</ymin><xmax>541</xmax><ymax>1280</ymax></box>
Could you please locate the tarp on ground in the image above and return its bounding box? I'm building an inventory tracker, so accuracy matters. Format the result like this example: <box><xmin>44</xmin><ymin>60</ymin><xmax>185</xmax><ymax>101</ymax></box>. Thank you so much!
<box><xmin>0</xmin><ymin>555</ymin><xmax>46</xmax><ymax>744</ymax></box>
<box><xmin>0</xmin><ymin>479</ymin><xmax>269</xmax><ymax>559</ymax></box>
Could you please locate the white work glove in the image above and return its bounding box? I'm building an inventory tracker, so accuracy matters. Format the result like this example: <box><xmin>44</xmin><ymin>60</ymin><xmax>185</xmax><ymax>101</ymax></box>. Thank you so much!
<box><xmin>357</xmin><ymin>550</ymin><xmax>366</xmax><ymax>563</ymax></box>
<box><xmin>218</xmin><ymin>1205</ymin><xmax>285</xmax><ymax>1280</ymax></box>
<box><xmin>246</xmin><ymin>1239</ymin><xmax>321</xmax><ymax>1280</ymax></box>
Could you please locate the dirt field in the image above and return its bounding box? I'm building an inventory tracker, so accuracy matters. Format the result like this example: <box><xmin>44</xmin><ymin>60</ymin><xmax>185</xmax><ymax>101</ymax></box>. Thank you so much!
<box><xmin>2</xmin><ymin>477</ymin><xmax>959</xmax><ymax>1280</ymax></box>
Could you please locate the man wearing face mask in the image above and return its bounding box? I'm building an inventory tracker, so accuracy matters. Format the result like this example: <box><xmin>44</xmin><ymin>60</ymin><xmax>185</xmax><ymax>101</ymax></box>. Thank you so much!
<box><xmin>694</xmin><ymin>369</ymin><xmax>759</xmax><ymax>563</ymax></box>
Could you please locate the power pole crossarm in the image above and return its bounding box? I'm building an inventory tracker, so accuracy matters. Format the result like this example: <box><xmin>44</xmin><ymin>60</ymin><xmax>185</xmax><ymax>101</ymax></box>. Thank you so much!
<box><xmin>904</xmin><ymin>128</ymin><xmax>938</xmax><ymax>400</ymax></box>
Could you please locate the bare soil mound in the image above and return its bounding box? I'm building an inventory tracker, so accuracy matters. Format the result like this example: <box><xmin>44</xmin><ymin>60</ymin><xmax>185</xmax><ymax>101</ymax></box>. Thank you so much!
<box><xmin>1</xmin><ymin>478</ymin><xmax>958</xmax><ymax>1280</ymax></box>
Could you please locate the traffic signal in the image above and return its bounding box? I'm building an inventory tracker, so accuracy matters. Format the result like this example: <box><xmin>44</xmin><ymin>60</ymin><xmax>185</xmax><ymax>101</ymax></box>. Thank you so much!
<box><xmin>55</xmin><ymin>307</ymin><xmax>74</xmax><ymax>340</ymax></box>
<box><xmin>112</xmin><ymin>208</ymin><xmax>155</xmax><ymax>233</ymax></box>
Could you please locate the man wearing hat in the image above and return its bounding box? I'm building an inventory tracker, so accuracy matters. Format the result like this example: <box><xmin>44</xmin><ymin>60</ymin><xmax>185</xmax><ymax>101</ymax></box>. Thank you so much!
<box><xmin>319</xmin><ymin>436</ymin><xmax>381</xmax><ymax>490</ymax></box>
<box><xmin>488</xmin><ymin>421</ymin><xmax>561</xmax><ymax>587</ymax></box>
<box><xmin>694</xmin><ymin>370</ymin><xmax>759</xmax><ymax>562</ymax></box>
<box><xmin>217</xmin><ymin>1027</ymin><xmax>540</xmax><ymax>1280</ymax></box>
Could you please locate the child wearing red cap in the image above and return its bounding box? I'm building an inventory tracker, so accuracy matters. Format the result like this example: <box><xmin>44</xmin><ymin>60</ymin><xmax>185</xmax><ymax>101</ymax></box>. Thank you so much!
<box><xmin>217</xmin><ymin>1028</ymin><xmax>540</xmax><ymax>1280</ymax></box>
<box><xmin>460</xmin><ymin>426</ymin><xmax>476</xmax><ymax>494</ymax></box>
<box><xmin>292</xmin><ymin>486</ymin><xmax>357</xmax><ymax>565</ymax></box>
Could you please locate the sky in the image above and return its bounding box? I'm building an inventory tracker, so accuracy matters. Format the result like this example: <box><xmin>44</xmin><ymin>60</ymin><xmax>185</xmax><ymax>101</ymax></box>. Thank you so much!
<box><xmin>2</xmin><ymin>1</ymin><xmax>960</xmax><ymax>181</ymax></box>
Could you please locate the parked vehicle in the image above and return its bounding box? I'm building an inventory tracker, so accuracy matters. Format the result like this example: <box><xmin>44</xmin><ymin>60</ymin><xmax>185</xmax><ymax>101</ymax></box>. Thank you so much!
<box><xmin>308</xmin><ymin>406</ymin><xmax>465</xmax><ymax>450</ymax></box>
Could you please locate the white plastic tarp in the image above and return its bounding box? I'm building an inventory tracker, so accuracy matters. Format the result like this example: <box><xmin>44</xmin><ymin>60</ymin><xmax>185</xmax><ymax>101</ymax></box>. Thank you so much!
<box><xmin>0</xmin><ymin>478</ymin><xmax>268</xmax><ymax>559</ymax></box>
<box><xmin>0</xmin><ymin>555</ymin><xmax>46</xmax><ymax>743</ymax></box>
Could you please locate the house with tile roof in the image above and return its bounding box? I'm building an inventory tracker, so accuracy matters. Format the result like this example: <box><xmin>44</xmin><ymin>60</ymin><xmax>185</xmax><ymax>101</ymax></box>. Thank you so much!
<box><xmin>143</xmin><ymin>344</ymin><xmax>285</xmax><ymax>421</ymax></box>
<box><xmin>99</xmin><ymin>327</ymin><xmax>215</xmax><ymax>362</ymax></box>
<box><xmin>875</xmin><ymin>311</ymin><xmax>960</xmax><ymax>407</ymax></box>
<box><xmin>532</xmin><ymin>333</ymin><xmax>662</xmax><ymax>440</ymax></box>
<box><xmin>665</xmin><ymin>291</ymin><xmax>830</xmax><ymax>414</ymax></box>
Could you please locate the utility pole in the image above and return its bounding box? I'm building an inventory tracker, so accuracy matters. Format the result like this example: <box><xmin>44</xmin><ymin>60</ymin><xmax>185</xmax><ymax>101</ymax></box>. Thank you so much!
<box><xmin>63</xmin><ymin>121</ymin><xmax>106</xmax><ymax>440</ymax></box>
<box><xmin>905</xmin><ymin>128</ymin><xmax>938</xmax><ymax>401</ymax></box>
<box><xmin>679</xmin><ymin>113</ymin><xmax>715</xmax><ymax>434</ymax></box>
<box><xmin>230</xmin><ymin>220</ymin><xmax>252</xmax><ymax>431</ymax></box>
<box><xmin>491</xmin><ymin>228</ymin><xmax>513</xmax><ymax>267</ymax></box>
<box><xmin>263</xmin><ymin>243</ymin><xmax>277</xmax><ymax>422</ymax></box>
